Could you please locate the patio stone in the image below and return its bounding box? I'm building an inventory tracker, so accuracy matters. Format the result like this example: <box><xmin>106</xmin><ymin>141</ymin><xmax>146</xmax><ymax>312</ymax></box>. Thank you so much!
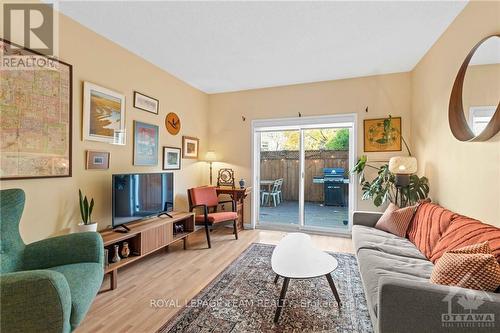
<box><xmin>259</xmin><ymin>200</ymin><xmax>349</xmax><ymax>229</ymax></box>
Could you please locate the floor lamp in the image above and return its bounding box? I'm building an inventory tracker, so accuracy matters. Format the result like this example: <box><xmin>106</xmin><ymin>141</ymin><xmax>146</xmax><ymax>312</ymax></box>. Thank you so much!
<box><xmin>205</xmin><ymin>151</ymin><xmax>217</xmax><ymax>185</ymax></box>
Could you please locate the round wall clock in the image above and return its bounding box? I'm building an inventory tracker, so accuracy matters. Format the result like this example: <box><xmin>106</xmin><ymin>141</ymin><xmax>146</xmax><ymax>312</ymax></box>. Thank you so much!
<box><xmin>165</xmin><ymin>112</ymin><xmax>181</xmax><ymax>135</ymax></box>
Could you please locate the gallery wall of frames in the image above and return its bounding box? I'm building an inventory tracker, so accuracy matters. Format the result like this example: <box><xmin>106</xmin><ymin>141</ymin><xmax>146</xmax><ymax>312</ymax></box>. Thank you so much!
<box><xmin>0</xmin><ymin>12</ymin><xmax>209</xmax><ymax>243</ymax></box>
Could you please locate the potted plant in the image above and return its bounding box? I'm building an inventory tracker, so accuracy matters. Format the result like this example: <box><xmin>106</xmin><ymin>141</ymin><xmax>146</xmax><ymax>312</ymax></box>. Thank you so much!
<box><xmin>351</xmin><ymin>116</ymin><xmax>430</xmax><ymax>207</ymax></box>
<box><xmin>74</xmin><ymin>189</ymin><xmax>97</xmax><ymax>232</ymax></box>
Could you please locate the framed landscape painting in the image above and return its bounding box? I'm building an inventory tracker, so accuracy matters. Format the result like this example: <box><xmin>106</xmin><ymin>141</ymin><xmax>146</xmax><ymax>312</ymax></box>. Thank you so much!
<box><xmin>134</xmin><ymin>121</ymin><xmax>159</xmax><ymax>166</ymax></box>
<box><xmin>83</xmin><ymin>82</ymin><xmax>126</xmax><ymax>145</ymax></box>
<box><xmin>363</xmin><ymin>117</ymin><xmax>402</xmax><ymax>152</ymax></box>
<box><xmin>182</xmin><ymin>136</ymin><xmax>199</xmax><ymax>159</ymax></box>
<box><xmin>163</xmin><ymin>147</ymin><xmax>181</xmax><ymax>170</ymax></box>
<box><xmin>0</xmin><ymin>38</ymin><xmax>72</xmax><ymax>180</ymax></box>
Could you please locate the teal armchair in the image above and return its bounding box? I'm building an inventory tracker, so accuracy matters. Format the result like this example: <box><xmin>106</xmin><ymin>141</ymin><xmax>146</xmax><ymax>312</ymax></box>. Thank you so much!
<box><xmin>0</xmin><ymin>189</ymin><xmax>104</xmax><ymax>333</ymax></box>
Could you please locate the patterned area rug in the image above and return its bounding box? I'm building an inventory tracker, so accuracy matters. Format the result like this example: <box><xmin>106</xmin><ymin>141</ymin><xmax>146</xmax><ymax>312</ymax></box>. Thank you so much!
<box><xmin>158</xmin><ymin>243</ymin><xmax>373</xmax><ymax>333</ymax></box>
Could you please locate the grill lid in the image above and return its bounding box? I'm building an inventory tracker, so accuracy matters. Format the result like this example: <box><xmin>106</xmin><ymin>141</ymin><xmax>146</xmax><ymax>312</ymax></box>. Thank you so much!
<box><xmin>322</xmin><ymin>168</ymin><xmax>345</xmax><ymax>178</ymax></box>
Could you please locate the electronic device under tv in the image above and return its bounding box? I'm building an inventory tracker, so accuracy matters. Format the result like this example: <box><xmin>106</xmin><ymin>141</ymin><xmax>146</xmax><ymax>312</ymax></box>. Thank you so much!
<box><xmin>112</xmin><ymin>172</ymin><xmax>174</xmax><ymax>232</ymax></box>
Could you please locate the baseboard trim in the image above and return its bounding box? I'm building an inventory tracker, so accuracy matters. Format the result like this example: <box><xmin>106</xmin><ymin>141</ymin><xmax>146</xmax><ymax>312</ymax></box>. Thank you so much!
<box><xmin>255</xmin><ymin>224</ymin><xmax>352</xmax><ymax>238</ymax></box>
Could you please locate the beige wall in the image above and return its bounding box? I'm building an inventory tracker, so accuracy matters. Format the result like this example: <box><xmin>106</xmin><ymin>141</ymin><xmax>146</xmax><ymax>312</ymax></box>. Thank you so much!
<box><xmin>2</xmin><ymin>1</ymin><xmax>499</xmax><ymax>243</ymax></box>
<box><xmin>208</xmin><ymin>72</ymin><xmax>412</xmax><ymax>222</ymax></box>
<box><xmin>1</xmin><ymin>11</ymin><xmax>209</xmax><ymax>243</ymax></box>
<box><xmin>411</xmin><ymin>0</ymin><xmax>500</xmax><ymax>226</ymax></box>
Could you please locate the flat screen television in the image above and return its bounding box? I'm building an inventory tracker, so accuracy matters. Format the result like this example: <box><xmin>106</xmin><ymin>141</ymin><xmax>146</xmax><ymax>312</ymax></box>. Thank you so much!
<box><xmin>112</xmin><ymin>172</ymin><xmax>174</xmax><ymax>231</ymax></box>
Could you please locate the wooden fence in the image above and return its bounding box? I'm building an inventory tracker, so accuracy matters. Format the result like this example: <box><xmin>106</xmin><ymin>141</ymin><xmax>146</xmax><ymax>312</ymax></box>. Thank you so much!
<box><xmin>260</xmin><ymin>150</ymin><xmax>348</xmax><ymax>202</ymax></box>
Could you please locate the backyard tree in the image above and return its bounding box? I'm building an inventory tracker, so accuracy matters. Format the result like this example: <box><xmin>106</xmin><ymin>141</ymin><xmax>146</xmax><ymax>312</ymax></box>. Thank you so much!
<box><xmin>326</xmin><ymin>128</ymin><xmax>349</xmax><ymax>150</ymax></box>
<box><xmin>262</xmin><ymin>128</ymin><xmax>349</xmax><ymax>151</ymax></box>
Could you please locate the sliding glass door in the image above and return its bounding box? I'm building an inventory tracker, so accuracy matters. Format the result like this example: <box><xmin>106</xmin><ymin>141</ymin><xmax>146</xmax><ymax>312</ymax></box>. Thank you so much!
<box><xmin>258</xmin><ymin>130</ymin><xmax>300</xmax><ymax>227</ymax></box>
<box><xmin>252</xmin><ymin>115</ymin><xmax>356</xmax><ymax>234</ymax></box>
<box><xmin>303</xmin><ymin>128</ymin><xmax>350</xmax><ymax>231</ymax></box>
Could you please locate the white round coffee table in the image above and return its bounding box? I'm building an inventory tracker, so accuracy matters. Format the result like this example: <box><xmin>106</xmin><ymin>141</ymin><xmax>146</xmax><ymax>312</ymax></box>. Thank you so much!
<box><xmin>271</xmin><ymin>233</ymin><xmax>341</xmax><ymax>323</ymax></box>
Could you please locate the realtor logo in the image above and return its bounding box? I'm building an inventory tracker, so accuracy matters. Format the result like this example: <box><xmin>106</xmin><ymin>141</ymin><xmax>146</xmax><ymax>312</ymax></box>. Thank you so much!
<box><xmin>3</xmin><ymin>3</ymin><xmax>54</xmax><ymax>55</ymax></box>
<box><xmin>442</xmin><ymin>292</ymin><xmax>496</xmax><ymax>329</ymax></box>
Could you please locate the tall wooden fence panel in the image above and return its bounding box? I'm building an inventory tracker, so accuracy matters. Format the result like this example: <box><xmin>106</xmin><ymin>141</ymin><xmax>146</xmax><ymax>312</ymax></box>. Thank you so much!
<box><xmin>260</xmin><ymin>150</ymin><xmax>348</xmax><ymax>202</ymax></box>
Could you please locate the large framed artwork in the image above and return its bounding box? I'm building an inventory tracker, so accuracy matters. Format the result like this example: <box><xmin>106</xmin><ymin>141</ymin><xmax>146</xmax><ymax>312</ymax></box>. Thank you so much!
<box><xmin>133</xmin><ymin>121</ymin><xmax>159</xmax><ymax>166</ymax></box>
<box><xmin>0</xmin><ymin>38</ymin><xmax>72</xmax><ymax>180</ymax></box>
<box><xmin>182</xmin><ymin>136</ymin><xmax>199</xmax><ymax>159</ymax></box>
<box><xmin>83</xmin><ymin>82</ymin><xmax>126</xmax><ymax>145</ymax></box>
<box><xmin>363</xmin><ymin>117</ymin><xmax>402</xmax><ymax>152</ymax></box>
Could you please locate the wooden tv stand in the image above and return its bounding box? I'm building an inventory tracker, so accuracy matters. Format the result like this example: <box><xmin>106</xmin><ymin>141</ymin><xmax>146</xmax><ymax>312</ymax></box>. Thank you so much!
<box><xmin>99</xmin><ymin>212</ymin><xmax>195</xmax><ymax>290</ymax></box>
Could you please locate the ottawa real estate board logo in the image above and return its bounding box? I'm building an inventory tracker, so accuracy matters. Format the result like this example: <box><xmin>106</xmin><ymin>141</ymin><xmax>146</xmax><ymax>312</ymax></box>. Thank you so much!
<box><xmin>442</xmin><ymin>291</ymin><xmax>496</xmax><ymax>329</ymax></box>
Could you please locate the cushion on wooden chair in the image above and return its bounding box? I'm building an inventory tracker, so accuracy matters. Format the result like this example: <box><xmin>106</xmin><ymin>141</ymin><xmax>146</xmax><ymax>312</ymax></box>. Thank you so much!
<box><xmin>190</xmin><ymin>186</ymin><xmax>219</xmax><ymax>207</ymax></box>
<box><xmin>196</xmin><ymin>211</ymin><xmax>238</xmax><ymax>224</ymax></box>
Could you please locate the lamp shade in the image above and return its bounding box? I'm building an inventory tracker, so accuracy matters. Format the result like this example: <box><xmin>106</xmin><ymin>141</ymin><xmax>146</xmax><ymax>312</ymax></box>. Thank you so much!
<box><xmin>389</xmin><ymin>156</ymin><xmax>417</xmax><ymax>174</ymax></box>
<box><xmin>205</xmin><ymin>151</ymin><xmax>217</xmax><ymax>162</ymax></box>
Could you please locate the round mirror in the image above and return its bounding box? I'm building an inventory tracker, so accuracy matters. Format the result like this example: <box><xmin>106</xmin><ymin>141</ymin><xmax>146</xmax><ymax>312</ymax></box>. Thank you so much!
<box><xmin>449</xmin><ymin>34</ymin><xmax>500</xmax><ymax>141</ymax></box>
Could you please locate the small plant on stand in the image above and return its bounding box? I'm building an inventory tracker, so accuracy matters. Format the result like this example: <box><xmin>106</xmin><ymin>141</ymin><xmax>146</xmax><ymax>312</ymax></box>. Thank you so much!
<box><xmin>75</xmin><ymin>189</ymin><xmax>98</xmax><ymax>232</ymax></box>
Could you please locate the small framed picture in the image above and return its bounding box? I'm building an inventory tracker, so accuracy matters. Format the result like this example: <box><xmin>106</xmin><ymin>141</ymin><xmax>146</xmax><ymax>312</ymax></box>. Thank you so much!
<box><xmin>134</xmin><ymin>91</ymin><xmax>159</xmax><ymax>114</ymax></box>
<box><xmin>182</xmin><ymin>136</ymin><xmax>199</xmax><ymax>159</ymax></box>
<box><xmin>86</xmin><ymin>151</ymin><xmax>110</xmax><ymax>170</ymax></box>
<box><xmin>163</xmin><ymin>147</ymin><xmax>181</xmax><ymax>170</ymax></box>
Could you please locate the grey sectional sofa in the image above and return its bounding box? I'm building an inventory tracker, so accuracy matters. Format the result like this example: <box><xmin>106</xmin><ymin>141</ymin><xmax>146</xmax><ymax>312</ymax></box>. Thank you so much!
<box><xmin>352</xmin><ymin>211</ymin><xmax>500</xmax><ymax>333</ymax></box>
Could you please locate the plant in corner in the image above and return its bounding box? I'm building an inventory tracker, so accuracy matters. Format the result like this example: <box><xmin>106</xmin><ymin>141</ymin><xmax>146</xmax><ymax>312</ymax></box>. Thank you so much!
<box><xmin>351</xmin><ymin>116</ymin><xmax>430</xmax><ymax>208</ymax></box>
<box><xmin>75</xmin><ymin>189</ymin><xmax>97</xmax><ymax>232</ymax></box>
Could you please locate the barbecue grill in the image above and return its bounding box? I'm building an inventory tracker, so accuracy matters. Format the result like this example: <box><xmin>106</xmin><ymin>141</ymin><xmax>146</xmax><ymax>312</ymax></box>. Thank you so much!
<box><xmin>313</xmin><ymin>168</ymin><xmax>348</xmax><ymax>206</ymax></box>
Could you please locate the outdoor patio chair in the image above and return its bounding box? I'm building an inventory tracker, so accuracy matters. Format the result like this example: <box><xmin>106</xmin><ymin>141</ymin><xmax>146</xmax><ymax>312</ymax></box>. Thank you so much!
<box><xmin>261</xmin><ymin>180</ymin><xmax>281</xmax><ymax>207</ymax></box>
<box><xmin>276</xmin><ymin>178</ymin><xmax>284</xmax><ymax>203</ymax></box>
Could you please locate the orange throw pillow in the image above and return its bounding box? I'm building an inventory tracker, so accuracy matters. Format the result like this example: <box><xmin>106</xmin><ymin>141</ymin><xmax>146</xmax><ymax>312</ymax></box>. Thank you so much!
<box><xmin>375</xmin><ymin>203</ymin><xmax>417</xmax><ymax>237</ymax></box>
<box><xmin>430</xmin><ymin>242</ymin><xmax>500</xmax><ymax>292</ymax></box>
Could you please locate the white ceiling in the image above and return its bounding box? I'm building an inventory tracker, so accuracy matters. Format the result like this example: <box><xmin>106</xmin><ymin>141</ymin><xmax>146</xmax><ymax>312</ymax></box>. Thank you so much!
<box><xmin>57</xmin><ymin>1</ymin><xmax>468</xmax><ymax>93</ymax></box>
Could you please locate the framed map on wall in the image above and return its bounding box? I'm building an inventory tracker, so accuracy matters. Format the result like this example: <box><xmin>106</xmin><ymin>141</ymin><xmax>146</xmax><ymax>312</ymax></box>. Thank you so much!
<box><xmin>0</xmin><ymin>39</ymin><xmax>72</xmax><ymax>180</ymax></box>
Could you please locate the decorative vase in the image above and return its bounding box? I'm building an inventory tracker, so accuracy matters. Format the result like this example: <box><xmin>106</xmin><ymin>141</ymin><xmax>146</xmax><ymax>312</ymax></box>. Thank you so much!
<box><xmin>112</xmin><ymin>245</ymin><xmax>121</xmax><ymax>263</ymax></box>
<box><xmin>73</xmin><ymin>222</ymin><xmax>98</xmax><ymax>233</ymax></box>
<box><xmin>121</xmin><ymin>242</ymin><xmax>130</xmax><ymax>258</ymax></box>
<box><xmin>239</xmin><ymin>178</ymin><xmax>245</xmax><ymax>189</ymax></box>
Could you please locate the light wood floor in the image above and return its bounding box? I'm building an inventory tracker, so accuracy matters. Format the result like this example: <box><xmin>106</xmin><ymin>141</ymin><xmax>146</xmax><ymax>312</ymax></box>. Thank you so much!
<box><xmin>76</xmin><ymin>228</ymin><xmax>354</xmax><ymax>333</ymax></box>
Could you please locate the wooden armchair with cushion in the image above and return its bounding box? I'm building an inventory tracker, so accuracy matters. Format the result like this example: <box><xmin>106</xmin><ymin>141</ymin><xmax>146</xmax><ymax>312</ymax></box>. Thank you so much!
<box><xmin>187</xmin><ymin>186</ymin><xmax>238</xmax><ymax>248</ymax></box>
